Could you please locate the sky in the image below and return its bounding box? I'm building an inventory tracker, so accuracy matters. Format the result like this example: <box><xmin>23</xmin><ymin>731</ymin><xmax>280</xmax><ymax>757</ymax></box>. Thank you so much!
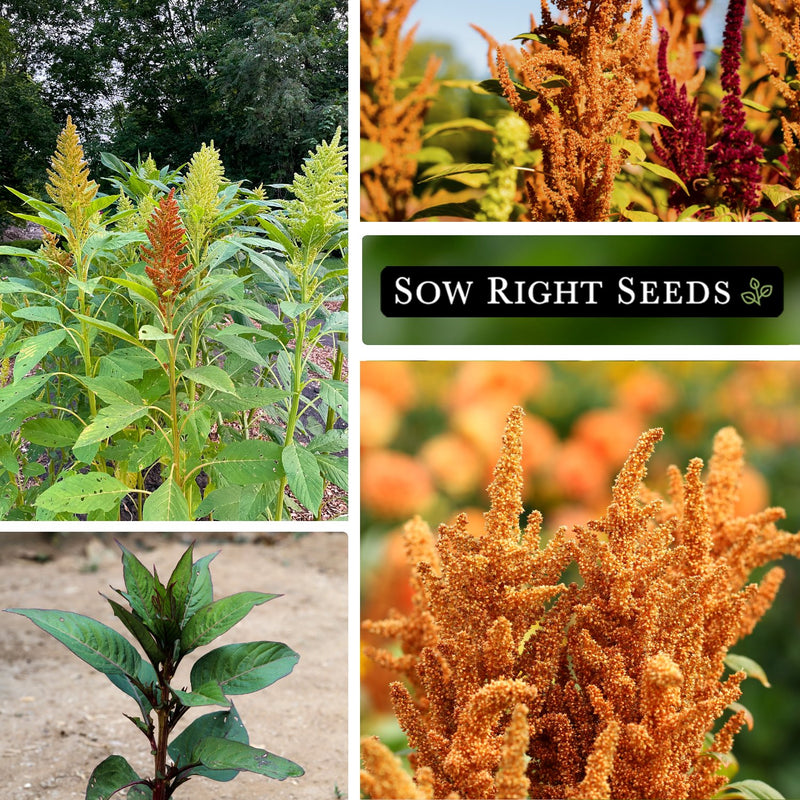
<box><xmin>406</xmin><ymin>0</ymin><xmax>729</xmax><ymax>79</ymax></box>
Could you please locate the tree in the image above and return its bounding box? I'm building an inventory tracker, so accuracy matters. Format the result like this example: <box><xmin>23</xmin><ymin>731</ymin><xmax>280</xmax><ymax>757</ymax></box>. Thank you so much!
<box><xmin>0</xmin><ymin>19</ymin><xmax>59</xmax><ymax>227</ymax></box>
<box><xmin>0</xmin><ymin>0</ymin><xmax>347</xmax><ymax>186</ymax></box>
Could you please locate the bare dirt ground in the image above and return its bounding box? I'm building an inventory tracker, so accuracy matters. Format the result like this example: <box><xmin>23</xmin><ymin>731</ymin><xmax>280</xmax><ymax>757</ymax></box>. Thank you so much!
<box><xmin>0</xmin><ymin>531</ymin><xmax>348</xmax><ymax>800</ymax></box>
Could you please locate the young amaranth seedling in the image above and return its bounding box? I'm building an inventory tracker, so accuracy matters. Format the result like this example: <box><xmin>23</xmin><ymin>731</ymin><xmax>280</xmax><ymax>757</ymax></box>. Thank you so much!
<box><xmin>5</xmin><ymin>540</ymin><xmax>303</xmax><ymax>799</ymax></box>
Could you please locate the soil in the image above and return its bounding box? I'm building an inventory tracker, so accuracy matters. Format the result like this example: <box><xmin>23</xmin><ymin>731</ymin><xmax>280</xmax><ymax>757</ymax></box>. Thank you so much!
<box><xmin>0</xmin><ymin>531</ymin><xmax>348</xmax><ymax>800</ymax></box>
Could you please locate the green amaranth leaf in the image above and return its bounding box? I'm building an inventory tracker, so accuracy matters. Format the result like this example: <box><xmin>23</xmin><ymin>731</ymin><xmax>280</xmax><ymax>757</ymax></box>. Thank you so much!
<box><xmin>716</xmin><ymin>779</ymin><xmax>785</xmax><ymax>799</ymax></box>
<box><xmin>11</xmin><ymin>305</ymin><xmax>62</xmax><ymax>324</ymax></box>
<box><xmin>191</xmin><ymin>737</ymin><xmax>303</xmax><ymax>780</ymax></box>
<box><xmin>319</xmin><ymin>379</ymin><xmax>348</xmax><ymax>423</ymax></box>
<box><xmin>35</xmin><ymin>472</ymin><xmax>133</xmax><ymax>515</ymax></box>
<box><xmin>20</xmin><ymin>417</ymin><xmax>80</xmax><ymax>449</ymax></box>
<box><xmin>169</xmin><ymin>706</ymin><xmax>249</xmax><ymax>782</ymax></box>
<box><xmin>13</xmin><ymin>329</ymin><xmax>65</xmax><ymax>381</ymax></box>
<box><xmin>172</xmin><ymin>682</ymin><xmax>231</xmax><ymax>708</ymax></box>
<box><xmin>138</xmin><ymin>324</ymin><xmax>174</xmax><ymax>341</ymax></box>
<box><xmin>5</xmin><ymin>609</ymin><xmax>144</xmax><ymax>681</ymax></box>
<box><xmin>282</xmin><ymin>443</ymin><xmax>324</xmax><ymax>513</ymax></box>
<box><xmin>86</xmin><ymin>755</ymin><xmax>147</xmax><ymax>800</ymax></box>
<box><xmin>0</xmin><ymin>374</ymin><xmax>49</xmax><ymax>416</ymax></box>
<box><xmin>478</xmin><ymin>78</ymin><xmax>539</xmax><ymax>101</ymax></box>
<box><xmin>210</xmin><ymin>440</ymin><xmax>284</xmax><ymax>484</ymax></box>
<box><xmin>82</xmin><ymin>376</ymin><xmax>144</xmax><ymax>406</ymax></box>
<box><xmin>181</xmin><ymin>592</ymin><xmax>280</xmax><ymax>652</ymax></box>
<box><xmin>190</xmin><ymin>641</ymin><xmax>299</xmax><ymax>697</ymax></box>
<box><xmin>628</xmin><ymin>109</ymin><xmax>674</xmax><ymax>127</ymax></box>
<box><xmin>637</xmin><ymin>161</ymin><xmax>689</xmax><ymax>195</ymax></box>
<box><xmin>725</xmin><ymin>653</ymin><xmax>770</xmax><ymax>687</ymax></box>
<box><xmin>761</xmin><ymin>183</ymin><xmax>800</xmax><ymax>207</ymax></box>
<box><xmin>181</xmin><ymin>550</ymin><xmax>219</xmax><ymax>626</ymax></box>
<box><xmin>142</xmin><ymin>475</ymin><xmax>191</xmax><ymax>522</ymax></box>
<box><xmin>183</xmin><ymin>365</ymin><xmax>236</xmax><ymax>395</ymax></box>
<box><xmin>74</xmin><ymin>404</ymin><xmax>150</xmax><ymax>449</ymax></box>
<box><xmin>104</xmin><ymin>596</ymin><xmax>165</xmax><ymax>666</ymax></box>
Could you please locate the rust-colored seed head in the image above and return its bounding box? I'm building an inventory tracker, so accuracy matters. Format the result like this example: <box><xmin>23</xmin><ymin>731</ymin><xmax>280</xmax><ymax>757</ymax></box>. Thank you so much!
<box><xmin>362</xmin><ymin>406</ymin><xmax>800</xmax><ymax>799</ymax></box>
<box><xmin>141</xmin><ymin>188</ymin><xmax>190</xmax><ymax>303</ymax></box>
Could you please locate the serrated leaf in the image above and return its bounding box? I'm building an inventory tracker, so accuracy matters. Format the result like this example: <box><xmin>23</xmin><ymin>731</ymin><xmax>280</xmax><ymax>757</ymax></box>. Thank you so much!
<box><xmin>282</xmin><ymin>443</ymin><xmax>324</xmax><ymax>513</ymax></box>
<box><xmin>725</xmin><ymin>653</ymin><xmax>770</xmax><ymax>686</ymax></box>
<box><xmin>169</xmin><ymin>706</ymin><xmax>248</xmax><ymax>782</ymax></box>
<box><xmin>13</xmin><ymin>329</ymin><xmax>65</xmax><ymax>381</ymax></box>
<box><xmin>183</xmin><ymin>365</ymin><xmax>236</xmax><ymax>395</ymax></box>
<box><xmin>86</xmin><ymin>755</ymin><xmax>146</xmax><ymax>800</ymax></box>
<box><xmin>181</xmin><ymin>592</ymin><xmax>279</xmax><ymax>652</ymax></box>
<box><xmin>191</xmin><ymin>641</ymin><xmax>298</xmax><ymax>700</ymax></box>
<box><xmin>6</xmin><ymin>609</ymin><xmax>144</xmax><ymax>681</ymax></box>
<box><xmin>192</xmin><ymin>737</ymin><xmax>303</xmax><ymax>780</ymax></box>
<box><xmin>143</xmin><ymin>476</ymin><xmax>191</xmax><ymax>521</ymax></box>
<box><xmin>20</xmin><ymin>417</ymin><xmax>80</xmax><ymax>448</ymax></box>
<box><xmin>35</xmin><ymin>472</ymin><xmax>131</xmax><ymax>515</ymax></box>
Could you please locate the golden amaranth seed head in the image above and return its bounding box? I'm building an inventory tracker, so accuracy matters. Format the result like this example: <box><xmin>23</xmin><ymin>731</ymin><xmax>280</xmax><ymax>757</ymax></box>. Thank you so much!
<box><xmin>362</xmin><ymin>407</ymin><xmax>800</xmax><ymax>799</ymax></box>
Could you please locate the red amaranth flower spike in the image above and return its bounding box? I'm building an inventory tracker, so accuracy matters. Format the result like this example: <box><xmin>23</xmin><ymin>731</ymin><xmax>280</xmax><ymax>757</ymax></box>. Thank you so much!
<box><xmin>713</xmin><ymin>0</ymin><xmax>763</xmax><ymax>210</ymax></box>
<box><xmin>141</xmin><ymin>188</ymin><xmax>190</xmax><ymax>302</ymax></box>
<box><xmin>653</xmin><ymin>29</ymin><xmax>709</xmax><ymax>209</ymax></box>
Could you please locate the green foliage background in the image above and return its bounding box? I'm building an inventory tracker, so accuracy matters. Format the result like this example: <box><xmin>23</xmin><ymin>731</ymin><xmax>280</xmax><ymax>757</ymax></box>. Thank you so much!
<box><xmin>0</xmin><ymin>0</ymin><xmax>346</xmax><ymax>225</ymax></box>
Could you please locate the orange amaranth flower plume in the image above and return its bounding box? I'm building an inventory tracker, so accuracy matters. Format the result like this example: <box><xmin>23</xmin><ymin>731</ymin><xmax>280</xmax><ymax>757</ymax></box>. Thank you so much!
<box><xmin>362</xmin><ymin>407</ymin><xmax>800</xmax><ymax>799</ymax></box>
<box><xmin>140</xmin><ymin>188</ymin><xmax>190</xmax><ymax>305</ymax></box>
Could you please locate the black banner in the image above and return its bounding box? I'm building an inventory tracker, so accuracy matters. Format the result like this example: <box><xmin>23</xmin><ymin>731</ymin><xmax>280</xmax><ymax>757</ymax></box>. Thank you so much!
<box><xmin>380</xmin><ymin>266</ymin><xmax>783</xmax><ymax>318</ymax></box>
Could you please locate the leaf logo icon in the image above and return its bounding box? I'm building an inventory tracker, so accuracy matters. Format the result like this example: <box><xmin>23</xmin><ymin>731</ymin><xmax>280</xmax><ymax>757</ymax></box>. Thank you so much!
<box><xmin>742</xmin><ymin>278</ymin><xmax>773</xmax><ymax>306</ymax></box>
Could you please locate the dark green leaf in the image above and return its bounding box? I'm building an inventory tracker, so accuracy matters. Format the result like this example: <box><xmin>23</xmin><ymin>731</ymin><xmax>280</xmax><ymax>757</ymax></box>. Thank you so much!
<box><xmin>172</xmin><ymin>682</ymin><xmax>230</xmax><ymax>708</ymax></box>
<box><xmin>86</xmin><ymin>755</ymin><xmax>145</xmax><ymax>800</ymax></box>
<box><xmin>104</xmin><ymin>596</ymin><xmax>165</xmax><ymax>665</ymax></box>
<box><xmin>190</xmin><ymin>641</ymin><xmax>299</xmax><ymax>697</ymax></box>
<box><xmin>182</xmin><ymin>551</ymin><xmax>219</xmax><ymax>626</ymax></box>
<box><xmin>192</xmin><ymin>737</ymin><xmax>303</xmax><ymax>780</ymax></box>
<box><xmin>6</xmin><ymin>609</ymin><xmax>143</xmax><ymax>681</ymax></box>
<box><xmin>20</xmin><ymin>417</ymin><xmax>79</xmax><ymax>449</ymax></box>
<box><xmin>169</xmin><ymin>706</ymin><xmax>248</xmax><ymax>782</ymax></box>
<box><xmin>181</xmin><ymin>592</ymin><xmax>279</xmax><ymax>652</ymax></box>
